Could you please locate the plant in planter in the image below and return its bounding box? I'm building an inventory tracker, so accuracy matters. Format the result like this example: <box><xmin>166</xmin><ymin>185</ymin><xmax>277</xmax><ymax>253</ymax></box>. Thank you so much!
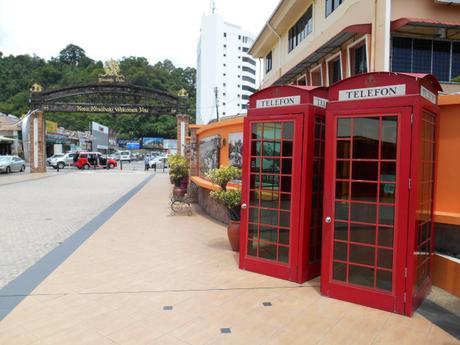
<box><xmin>168</xmin><ymin>154</ymin><xmax>188</xmax><ymax>197</ymax></box>
<box><xmin>207</xmin><ymin>165</ymin><xmax>242</xmax><ymax>251</ymax></box>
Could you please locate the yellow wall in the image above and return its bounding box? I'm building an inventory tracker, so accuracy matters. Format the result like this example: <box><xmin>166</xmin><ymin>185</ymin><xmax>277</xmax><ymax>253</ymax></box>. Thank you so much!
<box><xmin>196</xmin><ymin>118</ymin><xmax>244</xmax><ymax>169</ymax></box>
<box><xmin>435</xmin><ymin>95</ymin><xmax>460</xmax><ymax>226</ymax></box>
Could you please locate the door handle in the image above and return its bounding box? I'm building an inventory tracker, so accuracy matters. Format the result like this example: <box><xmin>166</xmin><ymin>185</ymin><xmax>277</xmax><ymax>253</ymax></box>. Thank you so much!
<box><xmin>325</xmin><ymin>216</ymin><xmax>332</xmax><ymax>224</ymax></box>
<box><xmin>241</xmin><ymin>203</ymin><xmax>247</xmax><ymax>209</ymax></box>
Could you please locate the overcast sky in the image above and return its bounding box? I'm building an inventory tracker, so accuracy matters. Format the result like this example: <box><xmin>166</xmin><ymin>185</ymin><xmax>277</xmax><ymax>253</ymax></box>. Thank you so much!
<box><xmin>0</xmin><ymin>0</ymin><xmax>279</xmax><ymax>68</ymax></box>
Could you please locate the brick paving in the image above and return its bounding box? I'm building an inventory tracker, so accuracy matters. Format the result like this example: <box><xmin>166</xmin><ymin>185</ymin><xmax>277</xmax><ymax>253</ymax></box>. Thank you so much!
<box><xmin>0</xmin><ymin>173</ymin><xmax>458</xmax><ymax>345</ymax></box>
<box><xmin>0</xmin><ymin>163</ymin><xmax>150</xmax><ymax>288</ymax></box>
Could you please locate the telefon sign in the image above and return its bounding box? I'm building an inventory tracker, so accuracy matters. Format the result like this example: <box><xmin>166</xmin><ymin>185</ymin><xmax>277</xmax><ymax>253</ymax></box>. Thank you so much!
<box><xmin>256</xmin><ymin>95</ymin><xmax>301</xmax><ymax>108</ymax></box>
<box><xmin>339</xmin><ymin>84</ymin><xmax>406</xmax><ymax>101</ymax></box>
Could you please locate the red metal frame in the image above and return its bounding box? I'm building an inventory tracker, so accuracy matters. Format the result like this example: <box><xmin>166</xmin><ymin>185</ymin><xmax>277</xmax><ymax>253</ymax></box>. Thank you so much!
<box><xmin>239</xmin><ymin>86</ymin><xmax>327</xmax><ymax>283</ymax></box>
<box><xmin>321</xmin><ymin>72</ymin><xmax>442</xmax><ymax>316</ymax></box>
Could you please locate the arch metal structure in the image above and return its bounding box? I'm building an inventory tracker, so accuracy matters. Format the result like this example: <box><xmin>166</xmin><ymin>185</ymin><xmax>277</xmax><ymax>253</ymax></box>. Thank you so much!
<box><xmin>27</xmin><ymin>82</ymin><xmax>187</xmax><ymax>173</ymax></box>
<box><xmin>30</xmin><ymin>82</ymin><xmax>182</xmax><ymax>115</ymax></box>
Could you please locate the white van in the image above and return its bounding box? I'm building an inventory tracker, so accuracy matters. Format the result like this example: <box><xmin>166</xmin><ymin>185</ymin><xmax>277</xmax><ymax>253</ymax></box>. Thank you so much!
<box><xmin>119</xmin><ymin>150</ymin><xmax>131</xmax><ymax>162</ymax></box>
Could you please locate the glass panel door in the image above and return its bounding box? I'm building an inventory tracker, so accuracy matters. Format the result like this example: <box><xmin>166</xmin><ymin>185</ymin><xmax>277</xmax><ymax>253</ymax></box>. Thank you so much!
<box><xmin>247</xmin><ymin>121</ymin><xmax>295</xmax><ymax>264</ymax></box>
<box><xmin>332</xmin><ymin>115</ymin><xmax>399</xmax><ymax>292</ymax></box>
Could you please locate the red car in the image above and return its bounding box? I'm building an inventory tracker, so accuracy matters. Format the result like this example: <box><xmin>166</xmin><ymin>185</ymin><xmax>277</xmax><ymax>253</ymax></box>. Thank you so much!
<box><xmin>73</xmin><ymin>152</ymin><xmax>118</xmax><ymax>170</ymax></box>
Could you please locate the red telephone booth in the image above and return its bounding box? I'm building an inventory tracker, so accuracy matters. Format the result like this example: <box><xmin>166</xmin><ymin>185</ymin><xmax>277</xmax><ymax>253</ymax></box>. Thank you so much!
<box><xmin>321</xmin><ymin>72</ymin><xmax>442</xmax><ymax>315</ymax></box>
<box><xmin>239</xmin><ymin>85</ymin><xmax>328</xmax><ymax>283</ymax></box>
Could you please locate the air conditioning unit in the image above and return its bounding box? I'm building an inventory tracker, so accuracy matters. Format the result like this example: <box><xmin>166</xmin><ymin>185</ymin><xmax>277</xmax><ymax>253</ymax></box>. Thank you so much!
<box><xmin>434</xmin><ymin>0</ymin><xmax>460</xmax><ymax>5</ymax></box>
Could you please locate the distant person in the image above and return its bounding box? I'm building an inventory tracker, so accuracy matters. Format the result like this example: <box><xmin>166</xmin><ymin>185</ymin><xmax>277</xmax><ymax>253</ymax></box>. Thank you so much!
<box><xmin>153</xmin><ymin>162</ymin><xmax>157</xmax><ymax>173</ymax></box>
<box><xmin>144</xmin><ymin>156</ymin><xmax>150</xmax><ymax>171</ymax></box>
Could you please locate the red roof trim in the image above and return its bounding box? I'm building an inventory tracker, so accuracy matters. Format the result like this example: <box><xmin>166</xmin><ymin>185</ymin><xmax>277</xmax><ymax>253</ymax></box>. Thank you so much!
<box><xmin>392</xmin><ymin>17</ymin><xmax>460</xmax><ymax>31</ymax></box>
<box><xmin>342</xmin><ymin>24</ymin><xmax>372</xmax><ymax>34</ymax></box>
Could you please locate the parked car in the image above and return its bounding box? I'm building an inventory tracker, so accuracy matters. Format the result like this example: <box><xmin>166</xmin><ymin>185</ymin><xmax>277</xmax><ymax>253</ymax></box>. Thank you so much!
<box><xmin>48</xmin><ymin>152</ymin><xmax>77</xmax><ymax>169</ymax></box>
<box><xmin>149</xmin><ymin>156</ymin><xmax>168</xmax><ymax>169</ymax></box>
<box><xmin>73</xmin><ymin>152</ymin><xmax>118</xmax><ymax>170</ymax></box>
<box><xmin>119</xmin><ymin>150</ymin><xmax>132</xmax><ymax>162</ymax></box>
<box><xmin>109</xmin><ymin>152</ymin><xmax>121</xmax><ymax>161</ymax></box>
<box><xmin>0</xmin><ymin>155</ymin><xmax>26</xmax><ymax>173</ymax></box>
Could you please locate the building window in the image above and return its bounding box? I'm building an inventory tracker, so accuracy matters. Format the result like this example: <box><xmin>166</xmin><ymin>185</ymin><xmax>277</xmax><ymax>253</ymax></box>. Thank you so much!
<box><xmin>243</xmin><ymin>47</ymin><xmax>249</xmax><ymax>53</ymax></box>
<box><xmin>297</xmin><ymin>75</ymin><xmax>307</xmax><ymax>85</ymax></box>
<box><xmin>238</xmin><ymin>35</ymin><xmax>241</xmax><ymax>40</ymax></box>
<box><xmin>242</xmin><ymin>85</ymin><xmax>256</xmax><ymax>93</ymax></box>
<box><xmin>328</xmin><ymin>54</ymin><xmax>342</xmax><ymax>85</ymax></box>
<box><xmin>243</xmin><ymin>57</ymin><xmax>256</xmax><ymax>66</ymax></box>
<box><xmin>310</xmin><ymin>66</ymin><xmax>322</xmax><ymax>86</ymax></box>
<box><xmin>326</xmin><ymin>0</ymin><xmax>344</xmax><ymax>17</ymax></box>
<box><xmin>391</xmin><ymin>36</ymin><xmax>460</xmax><ymax>82</ymax></box>
<box><xmin>288</xmin><ymin>5</ymin><xmax>313</xmax><ymax>52</ymax></box>
<box><xmin>242</xmin><ymin>66</ymin><xmax>256</xmax><ymax>75</ymax></box>
<box><xmin>242</xmin><ymin>95</ymin><xmax>249</xmax><ymax>100</ymax></box>
<box><xmin>242</xmin><ymin>103</ymin><xmax>248</xmax><ymax>109</ymax></box>
<box><xmin>266</xmin><ymin>51</ymin><xmax>273</xmax><ymax>73</ymax></box>
<box><xmin>224</xmin><ymin>32</ymin><xmax>227</xmax><ymax>37</ymax></box>
<box><xmin>243</xmin><ymin>75</ymin><xmax>256</xmax><ymax>84</ymax></box>
<box><xmin>349</xmin><ymin>41</ymin><xmax>368</xmax><ymax>76</ymax></box>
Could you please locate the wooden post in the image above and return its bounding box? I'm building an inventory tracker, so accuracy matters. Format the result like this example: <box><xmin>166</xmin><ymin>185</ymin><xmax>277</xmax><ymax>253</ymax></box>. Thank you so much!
<box><xmin>29</xmin><ymin>110</ymin><xmax>46</xmax><ymax>173</ymax></box>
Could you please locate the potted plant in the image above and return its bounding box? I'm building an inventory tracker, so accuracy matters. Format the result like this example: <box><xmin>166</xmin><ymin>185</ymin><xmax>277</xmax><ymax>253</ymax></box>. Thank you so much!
<box><xmin>207</xmin><ymin>166</ymin><xmax>242</xmax><ymax>251</ymax></box>
<box><xmin>168</xmin><ymin>154</ymin><xmax>188</xmax><ymax>197</ymax></box>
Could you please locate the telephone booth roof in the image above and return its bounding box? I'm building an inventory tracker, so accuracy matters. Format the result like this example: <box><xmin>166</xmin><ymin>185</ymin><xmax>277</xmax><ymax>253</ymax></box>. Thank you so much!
<box><xmin>248</xmin><ymin>85</ymin><xmax>328</xmax><ymax>114</ymax></box>
<box><xmin>327</xmin><ymin>72</ymin><xmax>442</xmax><ymax>103</ymax></box>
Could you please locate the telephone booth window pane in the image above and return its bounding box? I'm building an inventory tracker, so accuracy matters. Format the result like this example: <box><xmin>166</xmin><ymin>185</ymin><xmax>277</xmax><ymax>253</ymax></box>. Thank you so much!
<box><xmin>352</xmin><ymin>162</ymin><xmax>378</xmax><ymax>181</ymax></box>
<box><xmin>380</xmin><ymin>162</ymin><xmax>396</xmax><ymax>181</ymax></box>
<box><xmin>263</xmin><ymin>142</ymin><xmax>281</xmax><ymax>156</ymax></box>
<box><xmin>351</xmin><ymin>182</ymin><xmax>378</xmax><ymax>202</ymax></box>
<box><xmin>282</xmin><ymin>141</ymin><xmax>293</xmax><ymax>156</ymax></box>
<box><xmin>377</xmin><ymin>249</ymin><xmax>393</xmax><ymax>269</ymax></box>
<box><xmin>376</xmin><ymin>270</ymin><xmax>392</xmax><ymax>291</ymax></box>
<box><xmin>263</xmin><ymin>123</ymin><xmax>282</xmax><ymax>139</ymax></box>
<box><xmin>260</xmin><ymin>208</ymin><xmax>278</xmax><ymax>226</ymax></box>
<box><xmin>279</xmin><ymin>211</ymin><xmax>290</xmax><ymax>228</ymax></box>
<box><xmin>260</xmin><ymin>226</ymin><xmax>278</xmax><ymax>243</ymax></box>
<box><xmin>349</xmin><ymin>265</ymin><xmax>374</xmax><ymax>288</ymax></box>
<box><xmin>279</xmin><ymin>230</ymin><xmax>289</xmax><ymax>245</ymax></box>
<box><xmin>351</xmin><ymin>203</ymin><xmax>376</xmax><ymax>223</ymax></box>
<box><xmin>414</xmin><ymin>112</ymin><xmax>435</xmax><ymax>290</ymax></box>
<box><xmin>350</xmin><ymin>223</ymin><xmax>376</xmax><ymax>245</ymax></box>
<box><xmin>334</xmin><ymin>242</ymin><xmax>347</xmax><ymax>261</ymax></box>
<box><xmin>380</xmin><ymin>184</ymin><xmax>396</xmax><ymax>203</ymax></box>
<box><xmin>248</xmin><ymin>223</ymin><xmax>258</xmax><ymax>241</ymax></box>
<box><xmin>282</xmin><ymin>159</ymin><xmax>292</xmax><ymax>174</ymax></box>
<box><xmin>259</xmin><ymin>243</ymin><xmax>277</xmax><ymax>260</ymax></box>
<box><xmin>251</xmin><ymin>141</ymin><xmax>261</xmax><ymax>156</ymax></box>
<box><xmin>281</xmin><ymin>176</ymin><xmax>292</xmax><ymax>192</ymax></box>
<box><xmin>278</xmin><ymin>246</ymin><xmax>289</xmax><ymax>263</ymax></box>
<box><xmin>379</xmin><ymin>205</ymin><xmax>394</xmax><ymax>225</ymax></box>
<box><xmin>260</xmin><ymin>192</ymin><xmax>278</xmax><ymax>209</ymax></box>
<box><xmin>252</xmin><ymin>123</ymin><xmax>263</xmax><ymax>139</ymax></box>
<box><xmin>250</xmin><ymin>158</ymin><xmax>260</xmax><ymax>172</ymax></box>
<box><xmin>336</xmin><ymin>181</ymin><xmax>349</xmax><ymax>199</ymax></box>
<box><xmin>338</xmin><ymin>119</ymin><xmax>351</xmax><ymax>138</ymax></box>
<box><xmin>336</xmin><ymin>161</ymin><xmax>350</xmax><ymax>179</ymax></box>
<box><xmin>249</xmin><ymin>191</ymin><xmax>260</xmax><ymax>206</ymax></box>
<box><xmin>249</xmin><ymin>208</ymin><xmax>259</xmax><ymax>223</ymax></box>
<box><xmin>335</xmin><ymin>201</ymin><xmax>349</xmax><ymax>220</ymax></box>
<box><xmin>337</xmin><ymin>141</ymin><xmax>351</xmax><ymax>158</ymax></box>
<box><xmin>353</xmin><ymin>118</ymin><xmax>379</xmax><ymax>159</ymax></box>
<box><xmin>349</xmin><ymin>244</ymin><xmax>375</xmax><ymax>266</ymax></box>
<box><xmin>381</xmin><ymin>117</ymin><xmax>398</xmax><ymax>159</ymax></box>
<box><xmin>280</xmin><ymin>193</ymin><xmax>291</xmax><ymax>210</ymax></box>
<box><xmin>248</xmin><ymin>241</ymin><xmax>257</xmax><ymax>256</ymax></box>
<box><xmin>378</xmin><ymin>227</ymin><xmax>394</xmax><ymax>247</ymax></box>
<box><xmin>333</xmin><ymin>262</ymin><xmax>347</xmax><ymax>281</ymax></box>
<box><xmin>334</xmin><ymin>222</ymin><xmax>348</xmax><ymax>240</ymax></box>
<box><xmin>282</xmin><ymin>122</ymin><xmax>294</xmax><ymax>139</ymax></box>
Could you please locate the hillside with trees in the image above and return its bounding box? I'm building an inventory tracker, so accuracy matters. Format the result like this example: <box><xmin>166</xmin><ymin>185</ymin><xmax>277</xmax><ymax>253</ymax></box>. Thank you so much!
<box><xmin>0</xmin><ymin>44</ymin><xmax>196</xmax><ymax>138</ymax></box>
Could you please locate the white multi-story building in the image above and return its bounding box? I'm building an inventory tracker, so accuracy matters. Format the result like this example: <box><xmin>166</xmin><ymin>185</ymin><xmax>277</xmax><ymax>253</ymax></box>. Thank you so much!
<box><xmin>196</xmin><ymin>12</ymin><xmax>259</xmax><ymax>125</ymax></box>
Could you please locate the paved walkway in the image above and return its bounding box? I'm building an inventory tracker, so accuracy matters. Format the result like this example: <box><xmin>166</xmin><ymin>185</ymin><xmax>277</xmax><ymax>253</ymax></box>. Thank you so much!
<box><xmin>0</xmin><ymin>174</ymin><xmax>458</xmax><ymax>345</ymax></box>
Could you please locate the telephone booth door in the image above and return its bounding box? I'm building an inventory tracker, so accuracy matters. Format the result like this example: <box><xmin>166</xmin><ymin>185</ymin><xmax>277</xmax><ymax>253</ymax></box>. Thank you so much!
<box><xmin>239</xmin><ymin>86</ymin><xmax>328</xmax><ymax>283</ymax></box>
<box><xmin>321</xmin><ymin>72</ymin><xmax>442</xmax><ymax>315</ymax></box>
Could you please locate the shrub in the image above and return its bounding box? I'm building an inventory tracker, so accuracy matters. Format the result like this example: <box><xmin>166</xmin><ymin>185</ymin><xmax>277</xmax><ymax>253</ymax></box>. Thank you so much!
<box><xmin>168</xmin><ymin>154</ymin><xmax>188</xmax><ymax>186</ymax></box>
<box><xmin>207</xmin><ymin>166</ymin><xmax>242</xmax><ymax>221</ymax></box>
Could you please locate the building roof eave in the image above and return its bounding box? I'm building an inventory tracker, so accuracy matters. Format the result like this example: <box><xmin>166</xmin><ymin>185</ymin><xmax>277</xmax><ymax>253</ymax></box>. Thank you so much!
<box><xmin>274</xmin><ymin>24</ymin><xmax>371</xmax><ymax>85</ymax></box>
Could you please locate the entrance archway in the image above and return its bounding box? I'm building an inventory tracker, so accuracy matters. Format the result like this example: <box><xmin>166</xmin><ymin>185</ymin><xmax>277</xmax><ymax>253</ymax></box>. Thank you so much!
<box><xmin>27</xmin><ymin>79</ymin><xmax>186</xmax><ymax>172</ymax></box>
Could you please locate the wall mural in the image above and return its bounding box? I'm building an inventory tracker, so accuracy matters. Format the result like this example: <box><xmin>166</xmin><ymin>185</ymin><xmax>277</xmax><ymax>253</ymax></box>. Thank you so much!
<box><xmin>228</xmin><ymin>132</ymin><xmax>243</xmax><ymax>168</ymax></box>
<box><xmin>199</xmin><ymin>135</ymin><xmax>220</xmax><ymax>175</ymax></box>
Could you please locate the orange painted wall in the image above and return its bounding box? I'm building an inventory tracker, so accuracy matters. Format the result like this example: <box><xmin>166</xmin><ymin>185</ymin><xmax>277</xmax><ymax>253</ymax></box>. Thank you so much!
<box><xmin>196</xmin><ymin>118</ymin><xmax>244</xmax><ymax>169</ymax></box>
<box><xmin>432</xmin><ymin>254</ymin><xmax>460</xmax><ymax>298</ymax></box>
<box><xmin>435</xmin><ymin>95</ymin><xmax>460</xmax><ymax>226</ymax></box>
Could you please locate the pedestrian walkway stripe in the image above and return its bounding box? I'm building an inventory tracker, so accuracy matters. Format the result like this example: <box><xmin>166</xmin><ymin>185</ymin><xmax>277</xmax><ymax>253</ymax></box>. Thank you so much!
<box><xmin>0</xmin><ymin>173</ymin><xmax>155</xmax><ymax>321</ymax></box>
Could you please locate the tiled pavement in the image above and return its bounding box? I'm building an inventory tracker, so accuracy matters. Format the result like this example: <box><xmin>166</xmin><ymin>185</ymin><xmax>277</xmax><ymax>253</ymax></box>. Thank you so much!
<box><xmin>0</xmin><ymin>164</ymin><xmax>148</xmax><ymax>288</ymax></box>
<box><xmin>0</xmin><ymin>174</ymin><xmax>458</xmax><ymax>345</ymax></box>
